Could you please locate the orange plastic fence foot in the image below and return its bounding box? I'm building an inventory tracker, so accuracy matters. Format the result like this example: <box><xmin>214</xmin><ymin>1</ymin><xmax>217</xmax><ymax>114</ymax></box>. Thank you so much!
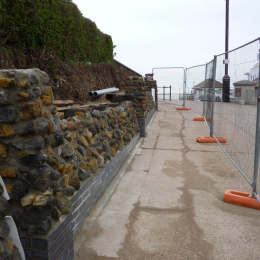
<box><xmin>176</xmin><ymin>106</ymin><xmax>191</xmax><ymax>111</ymax></box>
<box><xmin>196</xmin><ymin>136</ymin><xmax>227</xmax><ymax>143</ymax></box>
<box><xmin>193</xmin><ymin>117</ymin><xmax>204</xmax><ymax>121</ymax></box>
<box><xmin>224</xmin><ymin>190</ymin><xmax>260</xmax><ymax>210</ymax></box>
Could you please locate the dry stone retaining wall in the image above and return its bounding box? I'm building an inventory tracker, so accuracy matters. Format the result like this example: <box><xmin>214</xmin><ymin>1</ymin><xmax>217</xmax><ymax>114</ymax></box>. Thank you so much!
<box><xmin>0</xmin><ymin>69</ymin><xmax>156</xmax><ymax>259</ymax></box>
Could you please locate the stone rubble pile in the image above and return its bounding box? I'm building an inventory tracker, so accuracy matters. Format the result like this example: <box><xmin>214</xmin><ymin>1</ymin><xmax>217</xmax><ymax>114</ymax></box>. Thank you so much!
<box><xmin>0</xmin><ymin>69</ymin><xmax>139</xmax><ymax>239</ymax></box>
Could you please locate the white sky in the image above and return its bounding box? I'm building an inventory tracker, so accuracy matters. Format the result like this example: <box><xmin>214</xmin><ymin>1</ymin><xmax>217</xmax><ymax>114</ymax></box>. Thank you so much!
<box><xmin>73</xmin><ymin>0</ymin><xmax>260</xmax><ymax>75</ymax></box>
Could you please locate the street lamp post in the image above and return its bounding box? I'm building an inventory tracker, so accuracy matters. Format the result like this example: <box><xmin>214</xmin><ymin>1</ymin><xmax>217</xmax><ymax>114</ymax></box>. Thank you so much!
<box><xmin>222</xmin><ymin>0</ymin><xmax>230</xmax><ymax>102</ymax></box>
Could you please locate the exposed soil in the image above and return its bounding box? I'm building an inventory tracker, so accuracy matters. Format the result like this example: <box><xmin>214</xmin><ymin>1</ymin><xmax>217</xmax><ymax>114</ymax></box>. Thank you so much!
<box><xmin>0</xmin><ymin>48</ymin><xmax>138</xmax><ymax>103</ymax></box>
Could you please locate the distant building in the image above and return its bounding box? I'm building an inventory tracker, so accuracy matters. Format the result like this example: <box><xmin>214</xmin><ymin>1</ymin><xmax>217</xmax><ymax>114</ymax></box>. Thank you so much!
<box><xmin>249</xmin><ymin>62</ymin><xmax>259</xmax><ymax>82</ymax></box>
<box><xmin>233</xmin><ymin>62</ymin><xmax>259</xmax><ymax>105</ymax></box>
<box><xmin>192</xmin><ymin>79</ymin><xmax>223</xmax><ymax>101</ymax></box>
<box><xmin>233</xmin><ymin>80</ymin><xmax>257</xmax><ymax>105</ymax></box>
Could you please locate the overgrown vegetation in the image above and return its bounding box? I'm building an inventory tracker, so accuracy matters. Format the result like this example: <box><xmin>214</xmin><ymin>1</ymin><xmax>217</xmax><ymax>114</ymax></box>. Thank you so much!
<box><xmin>0</xmin><ymin>0</ymin><xmax>114</xmax><ymax>63</ymax></box>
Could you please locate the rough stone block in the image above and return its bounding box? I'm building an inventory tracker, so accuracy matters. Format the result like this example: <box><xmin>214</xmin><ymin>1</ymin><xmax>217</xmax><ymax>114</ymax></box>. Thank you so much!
<box><xmin>0</xmin><ymin>107</ymin><xmax>16</xmax><ymax>123</ymax></box>
<box><xmin>0</xmin><ymin>124</ymin><xmax>15</xmax><ymax>137</ymax></box>
<box><xmin>19</xmin><ymin>100</ymin><xmax>43</xmax><ymax>120</ymax></box>
<box><xmin>0</xmin><ymin>77</ymin><xmax>15</xmax><ymax>88</ymax></box>
<box><xmin>0</xmin><ymin>89</ymin><xmax>9</xmax><ymax>105</ymax></box>
<box><xmin>0</xmin><ymin>168</ymin><xmax>16</xmax><ymax>178</ymax></box>
<box><xmin>0</xmin><ymin>144</ymin><xmax>7</xmax><ymax>158</ymax></box>
<box><xmin>12</xmin><ymin>136</ymin><xmax>45</xmax><ymax>150</ymax></box>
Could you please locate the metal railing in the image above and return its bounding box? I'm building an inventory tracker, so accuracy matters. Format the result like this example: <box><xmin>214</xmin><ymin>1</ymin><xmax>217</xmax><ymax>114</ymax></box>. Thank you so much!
<box><xmin>152</xmin><ymin>67</ymin><xmax>185</xmax><ymax>105</ymax></box>
<box><xmin>157</xmin><ymin>86</ymin><xmax>172</xmax><ymax>101</ymax></box>
<box><xmin>152</xmin><ymin>37</ymin><xmax>260</xmax><ymax>202</ymax></box>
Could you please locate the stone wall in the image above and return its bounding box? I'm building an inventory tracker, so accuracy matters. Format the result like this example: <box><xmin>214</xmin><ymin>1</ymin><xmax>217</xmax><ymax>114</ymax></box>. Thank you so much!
<box><xmin>124</xmin><ymin>77</ymin><xmax>154</xmax><ymax>137</ymax></box>
<box><xmin>0</xmin><ymin>69</ymin><xmax>156</xmax><ymax>259</ymax></box>
<box><xmin>0</xmin><ymin>69</ymin><xmax>139</xmax><ymax>230</ymax></box>
<box><xmin>107</xmin><ymin>76</ymin><xmax>156</xmax><ymax>137</ymax></box>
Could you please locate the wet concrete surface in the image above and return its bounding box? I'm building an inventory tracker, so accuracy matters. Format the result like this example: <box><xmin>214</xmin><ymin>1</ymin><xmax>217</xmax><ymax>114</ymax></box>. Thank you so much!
<box><xmin>74</xmin><ymin>102</ymin><xmax>260</xmax><ymax>260</ymax></box>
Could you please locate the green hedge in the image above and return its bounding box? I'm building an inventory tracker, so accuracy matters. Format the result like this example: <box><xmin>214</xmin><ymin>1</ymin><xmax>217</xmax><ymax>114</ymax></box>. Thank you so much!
<box><xmin>0</xmin><ymin>0</ymin><xmax>114</xmax><ymax>63</ymax></box>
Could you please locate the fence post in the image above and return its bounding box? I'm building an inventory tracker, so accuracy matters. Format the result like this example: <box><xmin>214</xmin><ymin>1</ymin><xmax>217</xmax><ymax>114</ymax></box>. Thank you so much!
<box><xmin>203</xmin><ymin>64</ymin><xmax>207</xmax><ymax>117</ymax></box>
<box><xmin>155</xmin><ymin>85</ymin><xmax>158</xmax><ymax>111</ymax></box>
<box><xmin>183</xmin><ymin>68</ymin><xmax>187</xmax><ymax>107</ymax></box>
<box><xmin>210</xmin><ymin>56</ymin><xmax>217</xmax><ymax>137</ymax></box>
<box><xmin>252</xmin><ymin>46</ymin><xmax>260</xmax><ymax>199</ymax></box>
<box><xmin>170</xmin><ymin>85</ymin><xmax>172</xmax><ymax>101</ymax></box>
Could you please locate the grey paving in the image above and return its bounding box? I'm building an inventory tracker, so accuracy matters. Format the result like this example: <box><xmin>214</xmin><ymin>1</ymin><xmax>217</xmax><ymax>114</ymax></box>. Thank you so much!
<box><xmin>74</xmin><ymin>102</ymin><xmax>260</xmax><ymax>260</ymax></box>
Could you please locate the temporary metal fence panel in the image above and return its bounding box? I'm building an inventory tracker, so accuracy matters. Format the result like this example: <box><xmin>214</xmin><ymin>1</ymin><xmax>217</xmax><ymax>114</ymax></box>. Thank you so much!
<box><xmin>213</xmin><ymin>39</ymin><xmax>260</xmax><ymax>190</ymax></box>
<box><xmin>253</xmin><ymin>47</ymin><xmax>260</xmax><ymax>199</ymax></box>
<box><xmin>185</xmin><ymin>64</ymin><xmax>206</xmax><ymax>115</ymax></box>
<box><xmin>151</xmin><ymin>37</ymin><xmax>260</xmax><ymax>202</ymax></box>
<box><xmin>152</xmin><ymin>67</ymin><xmax>185</xmax><ymax>105</ymax></box>
<box><xmin>204</xmin><ymin>60</ymin><xmax>214</xmax><ymax>128</ymax></box>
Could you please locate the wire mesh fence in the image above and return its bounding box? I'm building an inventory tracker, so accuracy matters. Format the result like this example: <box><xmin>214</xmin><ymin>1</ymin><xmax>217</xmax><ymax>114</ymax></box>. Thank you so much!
<box><xmin>152</xmin><ymin>37</ymin><xmax>260</xmax><ymax>202</ymax></box>
<box><xmin>214</xmin><ymin>39</ymin><xmax>260</xmax><ymax>189</ymax></box>
<box><xmin>152</xmin><ymin>67</ymin><xmax>185</xmax><ymax>105</ymax></box>
<box><xmin>203</xmin><ymin>60</ymin><xmax>215</xmax><ymax>128</ymax></box>
<box><xmin>185</xmin><ymin>64</ymin><xmax>206</xmax><ymax>115</ymax></box>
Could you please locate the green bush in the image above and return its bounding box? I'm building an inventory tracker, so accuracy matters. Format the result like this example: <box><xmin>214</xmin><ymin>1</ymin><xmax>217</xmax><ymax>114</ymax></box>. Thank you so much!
<box><xmin>0</xmin><ymin>0</ymin><xmax>114</xmax><ymax>63</ymax></box>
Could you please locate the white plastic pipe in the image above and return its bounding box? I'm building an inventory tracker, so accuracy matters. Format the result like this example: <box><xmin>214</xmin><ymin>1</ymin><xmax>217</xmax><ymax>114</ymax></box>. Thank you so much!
<box><xmin>89</xmin><ymin>87</ymin><xmax>119</xmax><ymax>97</ymax></box>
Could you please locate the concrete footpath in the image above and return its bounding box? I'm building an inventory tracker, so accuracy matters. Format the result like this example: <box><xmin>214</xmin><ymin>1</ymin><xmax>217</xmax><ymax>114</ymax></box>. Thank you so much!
<box><xmin>74</xmin><ymin>102</ymin><xmax>260</xmax><ymax>260</ymax></box>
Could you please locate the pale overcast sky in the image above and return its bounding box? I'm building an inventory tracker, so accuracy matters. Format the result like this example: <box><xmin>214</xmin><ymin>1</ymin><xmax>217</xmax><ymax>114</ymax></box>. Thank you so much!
<box><xmin>73</xmin><ymin>0</ymin><xmax>259</xmax><ymax>75</ymax></box>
